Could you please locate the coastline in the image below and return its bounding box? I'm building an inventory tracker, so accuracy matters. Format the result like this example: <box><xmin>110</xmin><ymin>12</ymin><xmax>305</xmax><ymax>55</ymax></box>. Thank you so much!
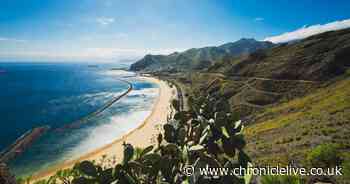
<box><xmin>30</xmin><ymin>76</ymin><xmax>176</xmax><ymax>182</ymax></box>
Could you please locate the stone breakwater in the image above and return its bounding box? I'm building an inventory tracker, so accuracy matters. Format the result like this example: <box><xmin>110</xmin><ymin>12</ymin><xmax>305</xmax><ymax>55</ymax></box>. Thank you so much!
<box><xmin>54</xmin><ymin>79</ymin><xmax>133</xmax><ymax>131</ymax></box>
<box><xmin>0</xmin><ymin>126</ymin><xmax>50</xmax><ymax>163</ymax></box>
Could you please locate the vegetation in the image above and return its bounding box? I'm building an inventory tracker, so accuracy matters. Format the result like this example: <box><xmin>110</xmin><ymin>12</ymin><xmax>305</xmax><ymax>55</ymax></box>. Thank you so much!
<box><xmin>342</xmin><ymin>156</ymin><xmax>350</xmax><ymax>181</ymax></box>
<box><xmin>260</xmin><ymin>175</ymin><xmax>304</xmax><ymax>184</ymax></box>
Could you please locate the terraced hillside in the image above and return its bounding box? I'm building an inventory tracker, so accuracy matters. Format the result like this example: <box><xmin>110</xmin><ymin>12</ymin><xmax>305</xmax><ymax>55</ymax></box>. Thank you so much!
<box><xmin>245</xmin><ymin>73</ymin><xmax>350</xmax><ymax>165</ymax></box>
<box><xmin>175</xmin><ymin>72</ymin><xmax>321</xmax><ymax>118</ymax></box>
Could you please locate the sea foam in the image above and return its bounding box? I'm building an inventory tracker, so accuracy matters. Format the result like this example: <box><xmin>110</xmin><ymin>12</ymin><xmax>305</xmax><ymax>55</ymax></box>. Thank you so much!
<box><xmin>65</xmin><ymin>110</ymin><xmax>152</xmax><ymax>159</ymax></box>
<box><xmin>64</xmin><ymin>85</ymin><xmax>159</xmax><ymax>160</ymax></box>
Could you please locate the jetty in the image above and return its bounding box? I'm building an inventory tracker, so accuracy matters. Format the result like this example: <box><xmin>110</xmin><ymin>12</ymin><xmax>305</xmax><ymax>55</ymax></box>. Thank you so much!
<box><xmin>55</xmin><ymin>79</ymin><xmax>133</xmax><ymax>131</ymax></box>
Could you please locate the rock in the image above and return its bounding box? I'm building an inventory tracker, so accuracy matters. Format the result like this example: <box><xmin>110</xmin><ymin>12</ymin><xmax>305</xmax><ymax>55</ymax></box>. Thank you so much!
<box><xmin>0</xmin><ymin>163</ymin><xmax>17</xmax><ymax>184</ymax></box>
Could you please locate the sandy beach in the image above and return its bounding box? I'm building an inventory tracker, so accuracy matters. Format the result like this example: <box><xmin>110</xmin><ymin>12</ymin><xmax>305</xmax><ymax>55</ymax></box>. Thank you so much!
<box><xmin>31</xmin><ymin>76</ymin><xmax>176</xmax><ymax>182</ymax></box>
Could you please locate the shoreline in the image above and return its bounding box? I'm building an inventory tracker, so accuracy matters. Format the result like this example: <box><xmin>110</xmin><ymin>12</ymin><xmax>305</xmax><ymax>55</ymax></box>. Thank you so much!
<box><xmin>30</xmin><ymin>76</ymin><xmax>176</xmax><ymax>182</ymax></box>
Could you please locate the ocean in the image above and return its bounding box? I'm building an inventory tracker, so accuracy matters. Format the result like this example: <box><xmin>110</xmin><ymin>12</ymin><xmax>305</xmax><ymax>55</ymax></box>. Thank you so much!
<box><xmin>0</xmin><ymin>62</ymin><xmax>159</xmax><ymax>177</ymax></box>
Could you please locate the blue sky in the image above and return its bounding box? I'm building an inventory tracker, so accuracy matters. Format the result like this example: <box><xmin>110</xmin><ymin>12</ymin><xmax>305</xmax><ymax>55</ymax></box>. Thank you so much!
<box><xmin>1</xmin><ymin>0</ymin><xmax>350</xmax><ymax>62</ymax></box>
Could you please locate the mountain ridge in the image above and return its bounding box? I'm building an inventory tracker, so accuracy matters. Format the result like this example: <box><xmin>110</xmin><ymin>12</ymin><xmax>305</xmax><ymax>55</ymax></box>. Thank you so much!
<box><xmin>208</xmin><ymin>28</ymin><xmax>350</xmax><ymax>81</ymax></box>
<box><xmin>129</xmin><ymin>38</ymin><xmax>274</xmax><ymax>72</ymax></box>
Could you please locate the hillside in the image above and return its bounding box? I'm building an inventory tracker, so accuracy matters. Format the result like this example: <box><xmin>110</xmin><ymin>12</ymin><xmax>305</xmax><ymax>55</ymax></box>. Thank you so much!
<box><xmin>209</xmin><ymin>28</ymin><xmax>350</xmax><ymax>80</ymax></box>
<box><xmin>179</xmin><ymin>28</ymin><xmax>350</xmax><ymax>116</ymax></box>
<box><xmin>129</xmin><ymin>38</ymin><xmax>274</xmax><ymax>72</ymax></box>
<box><xmin>147</xmin><ymin>28</ymin><xmax>350</xmax><ymax>183</ymax></box>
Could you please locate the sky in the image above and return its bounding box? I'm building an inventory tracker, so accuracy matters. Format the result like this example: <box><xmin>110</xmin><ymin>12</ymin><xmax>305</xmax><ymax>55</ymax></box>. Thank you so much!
<box><xmin>0</xmin><ymin>0</ymin><xmax>350</xmax><ymax>62</ymax></box>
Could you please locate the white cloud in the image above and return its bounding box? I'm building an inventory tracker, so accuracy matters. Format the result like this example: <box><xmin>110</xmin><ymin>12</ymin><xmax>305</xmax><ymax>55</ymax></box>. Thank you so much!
<box><xmin>264</xmin><ymin>19</ymin><xmax>350</xmax><ymax>43</ymax></box>
<box><xmin>254</xmin><ymin>17</ymin><xmax>264</xmax><ymax>22</ymax></box>
<box><xmin>96</xmin><ymin>17</ymin><xmax>115</xmax><ymax>25</ymax></box>
<box><xmin>0</xmin><ymin>37</ymin><xmax>27</xmax><ymax>43</ymax></box>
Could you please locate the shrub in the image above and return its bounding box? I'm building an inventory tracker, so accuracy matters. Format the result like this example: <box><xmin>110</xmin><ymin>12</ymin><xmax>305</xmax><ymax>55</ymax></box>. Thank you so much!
<box><xmin>306</xmin><ymin>144</ymin><xmax>342</xmax><ymax>168</ymax></box>
<box><xmin>301</xmin><ymin>130</ymin><xmax>309</xmax><ymax>136</ymax></box>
